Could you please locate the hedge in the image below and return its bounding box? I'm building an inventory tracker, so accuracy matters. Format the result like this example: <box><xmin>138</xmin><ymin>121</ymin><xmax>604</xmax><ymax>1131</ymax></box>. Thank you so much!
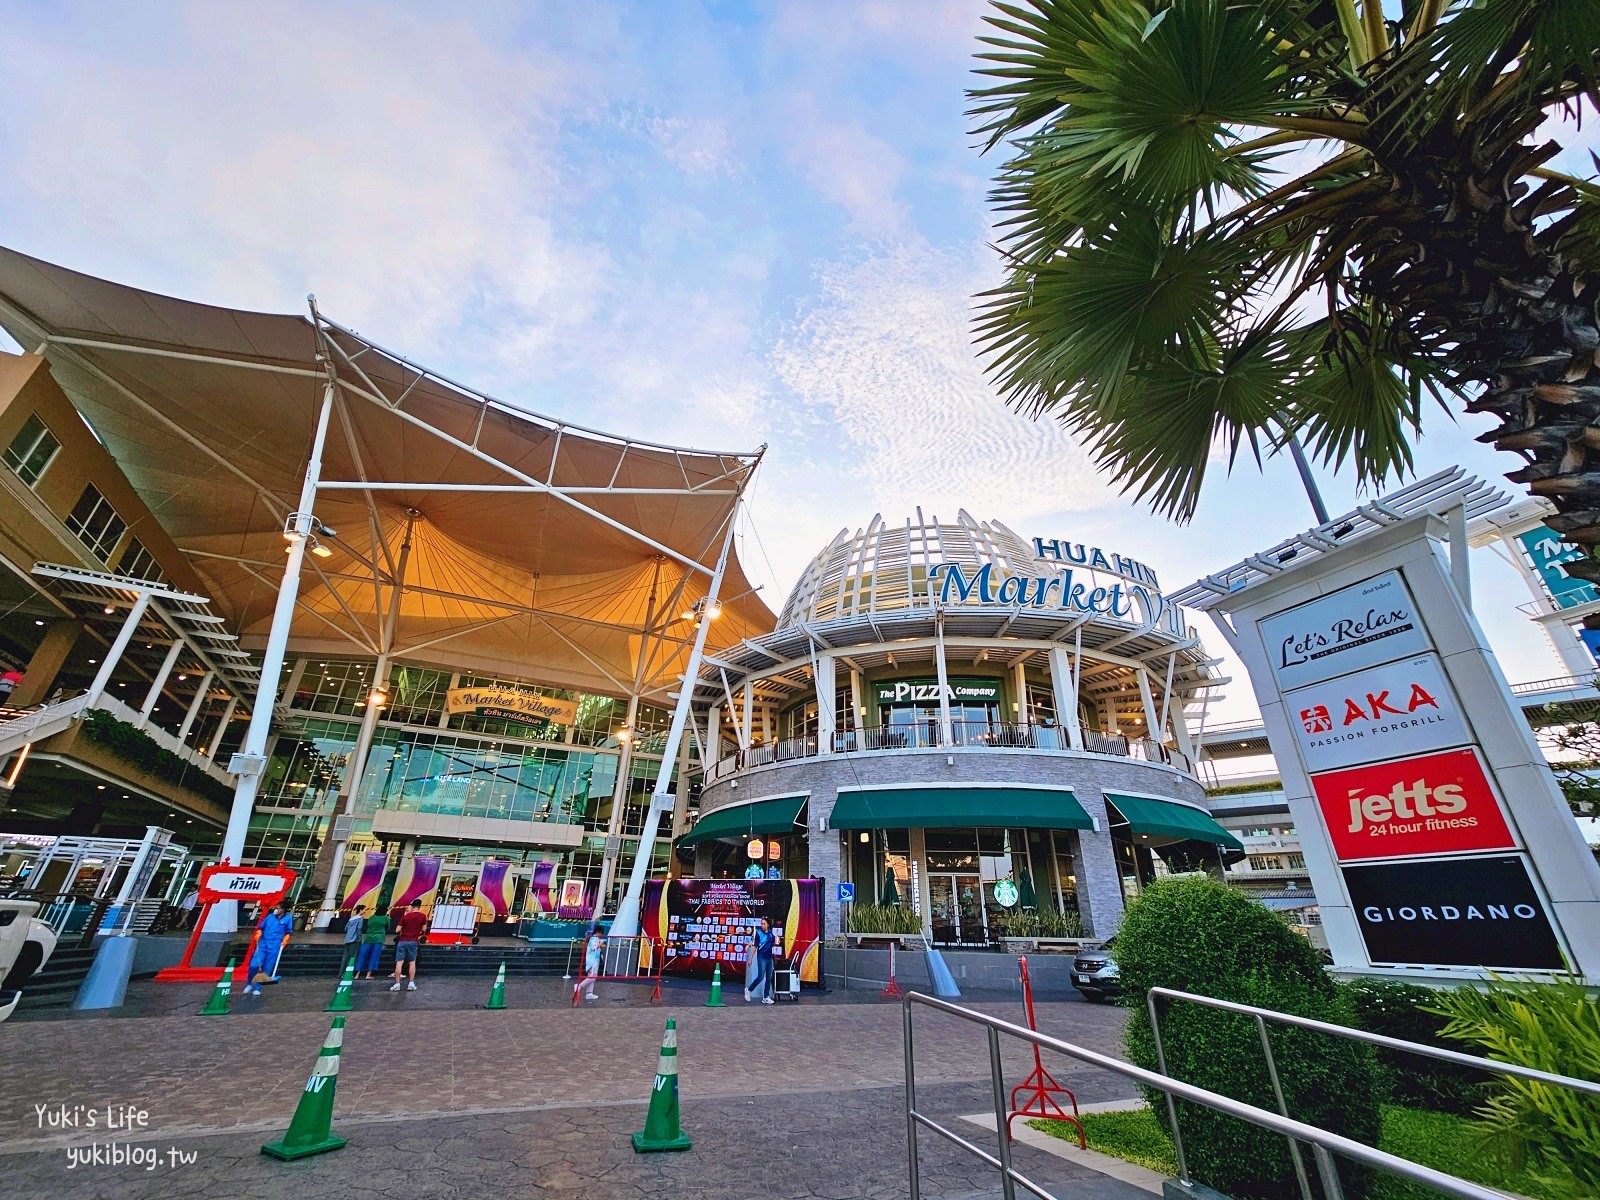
<box><xmin>1119</xmin><ymin>876</ymin><xmax>1381</xmax><ymax>1199</ymax></box>
<box><xmin>1342</xmin><ymin>978</ymin><xmax>1490</xmax><ymax>1116</ymax></box>
<box><xmin>80</xmin><ymin>708</ymin><xmax>233</xmax><ymax>805</ymax></box>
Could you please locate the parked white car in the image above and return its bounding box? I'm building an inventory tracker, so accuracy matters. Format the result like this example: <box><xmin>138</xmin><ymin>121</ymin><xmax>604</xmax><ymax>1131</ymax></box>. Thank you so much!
<box><xmin>0</xmin><ymin>899</ymin><xmax>58</xmax><ymax>1020</ymax></box>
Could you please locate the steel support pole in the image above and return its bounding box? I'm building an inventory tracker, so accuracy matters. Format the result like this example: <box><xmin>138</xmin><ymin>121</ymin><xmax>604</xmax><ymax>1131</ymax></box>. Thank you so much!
<box><xmin>208</xmin><ymin>382</ymin><xmax>335</xmax><ymax>933</ymax></box>
<box><xmin>593</xmin><ymin>691</ymin><xmax>640</xmax><ymax>913</ymax></box>
<box><xmin>609</xmin><ymin>515</ymin><xmax>737</xmax><ymax>938</ymax></box>
<box><xmin>933</xmin><ymin>613</ymin><xmax>954</xmax><ymax>747</ymax></box>
<box><xmin>137</xmin><ymin>641</ymin><xmax>184</xmax><ymax>726</ymax></box>
<box><xmin>205</xmin><ymin>696</ymin><xmax>238</xmax><ymax>759</ymax></box>
<box><xmin>84</xmin><ymin>593</ymin><xmax>152</xmax><ymax>707</ymax></box>
<box><xmin>1286</xmin><ymin>433</ymin><xmax>1331</xmax><ymax>525</ymax></box>
<box><xmin>176</xmin><ymin>670</ymin><xmax>214</xmax><ymax>743</ymax></box>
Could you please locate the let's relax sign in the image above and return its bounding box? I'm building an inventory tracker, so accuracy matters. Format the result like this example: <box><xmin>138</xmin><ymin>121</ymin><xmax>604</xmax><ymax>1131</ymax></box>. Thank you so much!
<box><xmin>445</xmin><ymin>686</ymin><xmax>578</xmax><ymax>728</ymax></box>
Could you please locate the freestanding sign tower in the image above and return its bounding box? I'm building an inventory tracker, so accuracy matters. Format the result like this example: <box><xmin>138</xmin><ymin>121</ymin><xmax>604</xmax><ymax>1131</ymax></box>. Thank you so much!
<box><xmin>1174</xmin><ymin>470</ymin><xmax>1600</xmax><ymax>983</ymax></box>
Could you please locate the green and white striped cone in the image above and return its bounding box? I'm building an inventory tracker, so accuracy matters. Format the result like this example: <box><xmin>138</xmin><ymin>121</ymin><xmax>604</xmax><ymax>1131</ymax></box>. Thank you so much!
<box><xmin>704</xmin><ymin>962</ymin><xmax>726</xmax><ymax>1008</ymax></box>
<box><xmin>631</xmin><ymin>1017</ymin><xmax>691</xmax><ymax>1153</ymax></box>
<box><xmin>325</xmin><ymin>961</ymin><xmax>355</xmax><ymax>1012</ymax></box>
<box><xmin>260</xmin><ymin>1015</ymin><xmax>349</xmax><ymax>1161</ymax></box>
<box><xmin>483</xmin><ymin>962</ymin><xmax>507</xmax><ymax>1010</ymax></box>
<box><xmin>199</xmin><ymin>959</ymin><xmax>233</xmax><ymax>1016</ymax></box>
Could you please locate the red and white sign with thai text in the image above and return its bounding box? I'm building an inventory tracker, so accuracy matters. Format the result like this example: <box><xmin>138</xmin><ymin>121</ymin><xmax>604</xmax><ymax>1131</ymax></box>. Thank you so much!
<box><xmin>196</xmin><ymin>864</ymin><xmax>297</xmax><ymax>905</ymax></box>
<box><xmin>1285</xmin><ymin>655</ymin><xmax>1471</xmax><ymax>772</ymax></box>
<box><xmin>1310</xmin><ymin>748</ymin><xmax>1517</xmax><ymax>862</ymax></box>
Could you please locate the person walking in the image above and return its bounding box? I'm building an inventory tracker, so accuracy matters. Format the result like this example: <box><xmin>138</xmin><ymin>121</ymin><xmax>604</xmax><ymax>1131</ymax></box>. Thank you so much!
<box><xmin>749</xmin><ymin>917</ymin><xmax>777</xmax><ymax>1005</ymax></box>
<box><xmin>178</xmin><ymin>887</ymin><xmax>199</xmax><ymax>930</ymax></box>
<box><xmin>341</xmin><ymin>905</ymin><xmax>366</xmax><ymax>971</ymax></box>
<box><xmin>355</xmin><ymin>905</ymin><xmax>389</xmax><ymax>979</ymax></box>
<box><xmin>245</xmin><ymin>902</ymin><xmax>294</xmax><ymax>997</ymax></box>
<box><xmin>575</xmin><ymin>924</ymin><xmax>604</xmax><ymax>1002</ymax></box>
<box><xmin>390</xmin><ymin>899</ymin><xmax>428</xmax><ymax>991</ymax></box>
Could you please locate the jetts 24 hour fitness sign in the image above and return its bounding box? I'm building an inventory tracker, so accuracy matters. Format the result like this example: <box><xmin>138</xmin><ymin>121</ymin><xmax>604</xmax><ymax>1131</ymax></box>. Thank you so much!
<box><xmin>1286</xmin><ymin>654</ymin><xmax>1471</xmax><ymax>773</ymax></box>
<box><xmin>1311</xmin><ymin>747</ymin><xmax>1517</xmax><ymax>862</ymax></box>
<box><xmin>1260</xmin><ymin>571</ymin><xmax>1430</xmax><ymax>691</ymax></box>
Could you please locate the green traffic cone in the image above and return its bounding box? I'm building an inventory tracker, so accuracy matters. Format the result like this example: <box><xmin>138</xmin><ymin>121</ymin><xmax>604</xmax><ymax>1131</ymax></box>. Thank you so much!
<box><xmin>199</xmin><ymin>959</ymin><xmax>234</xmax><ymax>1016</ymax></box>
<box><xmin>631</xmin><ymin>1017</ymin><xmax>692</xmax><ymax>1153</ymax></box>
<box><xmin>704</xmin><ymin>962</ymin><xmax>726</xmax><ymax>1008</ymax></box>
<box><xmin>325</xmin><ymin>961</ymin><xmax>355</xmax><ymax>1012</ymax></box>
<box><xmin>483</xmin><ymin>962</ymin><xmax>507</xmax><ymax>1010</ymax></box>
<box><xmin>261</xmin><ymin>1014</ymin><xmax>349</xmax><ymax>1161</ymax></box>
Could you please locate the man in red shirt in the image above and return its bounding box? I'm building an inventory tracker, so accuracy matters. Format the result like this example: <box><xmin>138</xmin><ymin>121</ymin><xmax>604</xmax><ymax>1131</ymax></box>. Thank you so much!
<box><xmin>390</xmin><ymin>899</ymin><xmax>429</xmax><ymax>992</ymax></box>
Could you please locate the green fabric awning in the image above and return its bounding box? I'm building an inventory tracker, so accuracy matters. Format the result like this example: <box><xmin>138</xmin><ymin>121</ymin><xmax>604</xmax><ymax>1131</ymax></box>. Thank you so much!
<box><xmin>829</xmin><ymin>786</ymin><xmax>1092</xmax><ymax>832</ymax></box>
<box><xmin>1104</xmin><ymin>793</ymin><xmax>1243</xmax><ymax>850</ymax></box>
<box><xmin>679</xmin><ymin>795</ymin><xmax>806</xmax><ymax>847</ymax></box>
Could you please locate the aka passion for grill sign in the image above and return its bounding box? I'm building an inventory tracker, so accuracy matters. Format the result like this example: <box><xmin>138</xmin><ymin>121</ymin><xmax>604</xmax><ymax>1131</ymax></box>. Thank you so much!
<box><xmin>1285</xmin><ymin>654</ymin><xmax>1471</xmax><ymax>773</ymax></box>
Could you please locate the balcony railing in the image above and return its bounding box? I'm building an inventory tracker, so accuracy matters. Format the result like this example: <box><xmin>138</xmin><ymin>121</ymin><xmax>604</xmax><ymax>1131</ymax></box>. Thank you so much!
<box><xmin>707</xmin><ymin>721</ymin><xmax>1192</xmax><ymax>782</ymax></box>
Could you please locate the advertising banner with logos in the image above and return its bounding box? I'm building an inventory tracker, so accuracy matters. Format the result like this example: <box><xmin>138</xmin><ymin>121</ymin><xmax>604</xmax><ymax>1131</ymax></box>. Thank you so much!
<box><xmin>1190</xmin><ymin>496</ymin><xmax>1600</xmax><ymax>982</ymax></box>
<box><xmin>1310</xmin><ymin>747</ymin><xmax>1517</xmax><ymax>861</ymax></box>
<box><xmin>1342</xmin><ymin>855</ymin><xmax>1565</xmax><ymax>970</ymax></box>
<box><xmin>1285</xmin><ymin>654</ymin><xmax>1470</xmax><ymax>773</ymax></box>
<box><xmin>640</xmin><ymin>877</ymin><xmax>821</xmax><ymax>984</ymax></box>
<box><xmin>1259</xmin><ymin>571</ymin><xmax>1432</xmax><ymax>691</ymax></box>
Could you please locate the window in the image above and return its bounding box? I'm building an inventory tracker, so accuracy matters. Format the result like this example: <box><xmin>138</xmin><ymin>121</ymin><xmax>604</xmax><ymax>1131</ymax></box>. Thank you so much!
<box><xmin>116</xmin><ymin>536</ymin><xmax>165</xmax><ymax>583</ymax></box>
<box><xmin>1287</xmin><ymin>853</ymin><xmax>1306</xmax><ymax>870</ymax></box>
<box><xmin>65</xmin><ymin>485</ymin><xmax>127</xmax><ymax>563</ymax></box>
<box><xmin>3</xmin><ymin>415</ymin><xmax>61</xmax><ymax>487</ymax></box>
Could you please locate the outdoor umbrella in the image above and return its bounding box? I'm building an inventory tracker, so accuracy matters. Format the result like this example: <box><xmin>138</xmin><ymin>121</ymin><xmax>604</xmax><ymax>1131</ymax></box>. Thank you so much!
<box><xmin>880</xmin><ymin>867</ymin><xmax>900</xmax><ymax>907</ymax></box>
<box><xmin>1017</xmin><ymin>866</ymin><xmax>1037</xmax><ymax>911</ymax></box>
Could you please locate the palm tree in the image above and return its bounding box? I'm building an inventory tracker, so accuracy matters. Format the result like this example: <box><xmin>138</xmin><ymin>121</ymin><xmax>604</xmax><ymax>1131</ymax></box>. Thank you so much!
<box><xmin>970</xmin><ymin>0</ymin><xmax>1600</xmax><ymax>572</ymax></box>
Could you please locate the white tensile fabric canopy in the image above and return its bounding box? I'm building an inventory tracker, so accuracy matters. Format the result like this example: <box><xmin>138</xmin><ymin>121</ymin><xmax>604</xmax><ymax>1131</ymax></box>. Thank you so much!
<box><xmin>0</xmin><ymin>246</ymin><xmax>773</xmax><ymax>700</ymax></box>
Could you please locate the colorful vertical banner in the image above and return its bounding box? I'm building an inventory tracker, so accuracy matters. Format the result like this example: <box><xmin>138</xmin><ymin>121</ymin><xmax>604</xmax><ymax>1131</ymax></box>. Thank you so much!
<box><xmin>475</xmin><ymin>860</ymin><xmax>513</xmax><ymax>918</ymax></box>
<box><xmin>340</xmin><ymin>851</ymin><xmax>387</xmax><ymax>910</ymax></box>
<box><xmin>528</xmin><ymin>861</ymin><xmax>556</xmax><ymax>914</ymax></box>
<box><xmin>641</xmin><ymin>878</ymin><xmax>821</xmax><ymax>984</ymax></box>
<box><xmin>391</xmin><ymin>854</ymin><xmax>442</xmax><ymax>910</ymax></box>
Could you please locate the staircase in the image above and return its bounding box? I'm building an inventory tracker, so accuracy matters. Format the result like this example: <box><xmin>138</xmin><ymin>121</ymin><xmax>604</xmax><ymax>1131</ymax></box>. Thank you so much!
<box><xmin>13</xmin><ymin>944</ymin><xmax>98</xmax><ymax>1010</ymax></box>
<box><xmin>263</xmin><ymin>941</ymin><xmax>577</xmax><ymax>977</ymax></box>
<box><xmin>0</xmin><ymin>695</ymin><xmax>89</xmax><ymax>763</ymax></box>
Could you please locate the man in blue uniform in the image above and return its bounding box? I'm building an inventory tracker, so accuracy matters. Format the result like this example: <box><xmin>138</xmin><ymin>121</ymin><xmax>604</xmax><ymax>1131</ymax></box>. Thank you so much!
<box><xmin>245</xmin><ymin>901</ymin><xmax>294</xmax><ymax>996</ymax></box>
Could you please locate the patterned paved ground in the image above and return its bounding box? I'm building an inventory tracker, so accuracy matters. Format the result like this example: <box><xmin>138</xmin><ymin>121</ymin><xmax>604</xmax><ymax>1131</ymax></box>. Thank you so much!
<box><xmin>5</xmin><ymin>976</ymin><xmax>1142</xmax><ymax>1198</ymax></box>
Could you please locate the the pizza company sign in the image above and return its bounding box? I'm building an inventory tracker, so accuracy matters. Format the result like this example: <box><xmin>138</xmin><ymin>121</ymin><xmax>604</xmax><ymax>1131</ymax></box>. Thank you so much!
<box><xmin>1310</xmin><ymin>748</ymin><xmax>1516</xmax><ymax>862</ymax></box>
<box><xmin>1286</xmin><ymin>655</ymin><xmax>1470</xmax><ymax>772</ymax></box>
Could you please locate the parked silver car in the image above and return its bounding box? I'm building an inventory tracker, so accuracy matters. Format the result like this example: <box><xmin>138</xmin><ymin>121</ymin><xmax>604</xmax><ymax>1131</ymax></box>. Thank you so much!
<box><xmin>0</xmin><ymin>899</ymin><xmax>59</xmax><ymax>1020</ymax></box>
<box><xmin>1071</xmin><ymin>941</ymin><xmax>1119</xmax><ymax>1003</ymax></box>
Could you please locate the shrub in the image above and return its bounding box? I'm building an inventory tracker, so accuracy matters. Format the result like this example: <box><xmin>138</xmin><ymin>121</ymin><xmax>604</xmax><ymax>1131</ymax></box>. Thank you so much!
<box><xmin>80</xmin><ymin>709</ymin><xmax>233</xmax><ymax>805</ymax></box>
<box><xmin>1119</xmin><ymin>876</ymin><xmax>1381</xmax><ymax>1200</ymax></box>
<box><xmin>1426</xmin><ymin>975</ymin><xmax>1600</xmax><ymax>1199</ymax></box>
<box><xmin>1342</xmin><ymin>979</ymin><xmax>1491</xmax><ymax>1116</ymax></box>
<box><xmin>845</xmin><ymin>904</ymin><xmax>922</xmax><ymax>934</ymax></box>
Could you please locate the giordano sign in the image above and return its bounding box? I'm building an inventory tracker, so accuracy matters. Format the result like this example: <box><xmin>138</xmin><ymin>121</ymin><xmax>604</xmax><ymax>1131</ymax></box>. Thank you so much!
<box><xmin>925</xmin><ymin>536</ymin><xmax>1186</xmax><ymax>636</ymax></box>
<box><xmin>445</xmin><ymin>686</ymin><xmax>579</xmax><ymax>728</ymax></box>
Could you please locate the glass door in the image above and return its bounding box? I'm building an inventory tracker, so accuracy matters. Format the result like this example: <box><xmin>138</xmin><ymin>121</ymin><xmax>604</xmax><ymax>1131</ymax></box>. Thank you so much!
<box><xmin>929</xmin><ymin>872</ymin><xmax>987</xmax><ymax>944</ymax></box>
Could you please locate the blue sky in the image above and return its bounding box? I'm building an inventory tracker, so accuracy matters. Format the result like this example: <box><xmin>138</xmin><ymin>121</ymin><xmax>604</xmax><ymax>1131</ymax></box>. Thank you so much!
<box><xmin>0</xmin><ymin>0</ymin><xmax>1594</xmax><ymax>720</ymax></box>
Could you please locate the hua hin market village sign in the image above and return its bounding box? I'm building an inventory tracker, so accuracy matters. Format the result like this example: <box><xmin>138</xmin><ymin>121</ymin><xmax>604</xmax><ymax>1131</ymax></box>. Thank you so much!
<box><xmin>445</xmin><ymin>686</ymin><xmax>578</xmax><ymax>728</ymax></box>
<box><xmin>928</xmin><ymin>554</ymin><xmax>1188</xmax><ymax>637</ymax></box>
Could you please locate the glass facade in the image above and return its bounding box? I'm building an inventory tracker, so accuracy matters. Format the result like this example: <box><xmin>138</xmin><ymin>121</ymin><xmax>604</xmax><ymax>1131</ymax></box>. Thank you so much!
<box><xmin>246</xmin><ymin>657</ymin><xmax>681</xmax><ymax>910</ymax></box>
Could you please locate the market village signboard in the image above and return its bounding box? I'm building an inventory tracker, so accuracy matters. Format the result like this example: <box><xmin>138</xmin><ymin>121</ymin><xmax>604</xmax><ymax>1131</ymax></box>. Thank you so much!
<box><xmin>925</xmin><ymin>537</ymin><xmax>1187</xmax><ymax>638</ymax></box>
<box><xmin>445</xmin><ymin>686</ymin><xmax>578</xmax><ymax>729</ymax></box>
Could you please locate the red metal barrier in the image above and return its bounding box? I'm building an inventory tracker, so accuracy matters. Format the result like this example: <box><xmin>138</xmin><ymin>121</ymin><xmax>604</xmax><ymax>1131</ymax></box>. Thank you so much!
<box><xmin>1005</xmin><ymin>955</ymin><xmax>1084</xmax><ymax>1147</ymax></box>
<box><xmin>571</xmin><ymin>936</ymin><xmax>665</xmax><ymax>1006</ymax></box>
<box><xmin>880</xmin><ymin>940</ymin><xmax>904</xmax><ymax>1001</ymax></box>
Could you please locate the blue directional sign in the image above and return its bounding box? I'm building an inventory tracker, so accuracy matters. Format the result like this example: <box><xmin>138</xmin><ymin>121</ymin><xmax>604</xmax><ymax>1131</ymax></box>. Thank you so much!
<box><xmin>837</xmin><ymin>882</ymin><xmax>855</xmax><ymax>903</ymax></box>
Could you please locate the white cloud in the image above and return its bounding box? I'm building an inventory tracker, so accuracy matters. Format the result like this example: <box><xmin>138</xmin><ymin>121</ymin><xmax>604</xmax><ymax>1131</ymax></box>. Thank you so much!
<box><xmin>788</xmin><ymin>115</ymin><xmax>911</xmax><ymax>238</ymax></box>
<box><xmin>0</xmin><ymin>2</ymin><xmax>606</xmax><ymax>361</ymax></box>
<box><xmin>770</xmin><ymin>243</ymin><xmax>1112</xmax><ymax>522</ymax></box>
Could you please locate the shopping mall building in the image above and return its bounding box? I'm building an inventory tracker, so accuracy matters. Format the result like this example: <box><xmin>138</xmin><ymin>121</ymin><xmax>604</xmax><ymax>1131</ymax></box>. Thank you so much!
<box><xmin>0</xmin><ymin>247</ymin><xmax>1242</xmax><ymax>941</ymax></box>
<box><xmin>682</xmin><ymin>514</ymin><xmax>1238</xmax><ymax>942</ymax></box>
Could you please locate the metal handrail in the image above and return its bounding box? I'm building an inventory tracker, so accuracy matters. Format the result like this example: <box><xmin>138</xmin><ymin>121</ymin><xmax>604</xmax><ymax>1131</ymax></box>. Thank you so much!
<box><xmin>904</xmin><ymin>990</ymin><xmax>1508</xmax><ymax>1200</ymax></box>
<box><xmin>1146</xmin><ymin>986</ymin><xmax>1600</xmax><ymax>1200</ymax></box>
